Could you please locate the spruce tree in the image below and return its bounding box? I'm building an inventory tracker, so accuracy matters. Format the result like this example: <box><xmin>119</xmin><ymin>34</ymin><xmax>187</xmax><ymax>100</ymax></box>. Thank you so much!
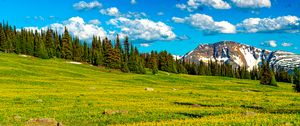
<box><xmin>61</xmin><ymin>27</ymin><xmax>72</xmax><ymax>59</ymax></box>
<box><xmin>83</xmin><ymin>41</ymin><xmax>89</xmax><ymax>62</ymax></box>
<box><xmin>149</xmin><ymin>51</ymin><xmax>158</xmax><ymax>75</ymax></box>
<box><xmin>72</xmin><ymin>37</ymin><xmax>82</xmax><ymax>61</ymax></box>
<box><xmin>0</xmin><ymin>24</ymin><xmax>7</xmax><ymax>52</ymax></box>
<box><xmin>293</xmin><ymin>68</ymin><xmax>300</xmax><ymax>92</ymax></box>
<box><xmin>103</xmin><ymin>38</ymin><xmax>115</xmax><ymax>68</ymax></box>
<box><xmin>35</xmin><ymin>34</ymin><xmax>48</xmax><ymax>59</ymax></box>
<box><xmin>45</xmin><ymin>29</ymin><xmax>55</xmax><ymax>58</ymax></box>
<box><xmin>260</xmin><ymin>58</ymin><xmax>277</xmax><ymax>86</ymax></box>
<box><xmin>124</xmin><ymin>36</ymin><xmax>130</xmax><ymax>61</ymax></box>
<box><xmin>113</xmin><ymin>35</ymin><xmax>122</xmax><ymax>69</ymax></box>
<box><xmin>54</xmin><ymin>32</ymin><xmax>61</xmax><ymax>58</ymax></box>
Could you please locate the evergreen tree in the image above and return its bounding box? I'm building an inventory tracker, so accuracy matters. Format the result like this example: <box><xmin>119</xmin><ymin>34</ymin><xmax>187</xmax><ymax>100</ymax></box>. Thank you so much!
<box><xmin>103</xmin><ymin>38</ymin><xmax>115</xmax><ymax>68</ymax></box>
<box><xmin>61</xmin><ymin>27</ymin><xmax>72</xmax><ymax>59</ymax></box>
<box><xmin>83</xmin><ymin>41</ymin><xmax>89</xmax><ymax>62</ymax></box>
<box><xmin>0</xmin><ymin>24</ymin><xmax>6</xmax><ymax>52</ymax></box>
<box><xmin>35</xmin><ymin>34</ymin><xmax>48</xmax><ymax>59</ymax></box>
<box><xmin>113</xmin><ymin>35</ymin><xmax>122</xmax><ymax>69</ymax></box>
<box><xmin>123</xmin><ymin>36</ymin><xmax>130</xmax><ymax>61</ymax></box>
<box><xmin>260</xmin><ymin>58</ymin><xmax>277</xmax><ymax>86</ymax></box>
<box><xmin>293</xmin><ymin>68</ymin><xmax>300</xmax><ymax>92</ymax></box>
<box><xmin>72</xmin><ymin>37</ymin><xmax>82</xmax><ymax>61</ymax></box>
<box><xmin>54</xmin><ymin>32</ymin><xmax>61</xmax><ymax>58</ymax></box>
<box><xmin>45</xmin><ymin>29</ymin><xmax>55</xmax><ymax>58</ymax></box>
<box><xmin>149</xmin><ymin>51</ymin><xmax>158</xmax><ymax>75</ymax></box>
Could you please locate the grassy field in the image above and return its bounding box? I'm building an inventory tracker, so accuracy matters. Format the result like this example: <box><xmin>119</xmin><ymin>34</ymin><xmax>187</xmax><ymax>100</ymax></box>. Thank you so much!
<box><xmin>0</xmin><ymin>53</ymin><xmax>299</xmax><ymax>126</ymax></box>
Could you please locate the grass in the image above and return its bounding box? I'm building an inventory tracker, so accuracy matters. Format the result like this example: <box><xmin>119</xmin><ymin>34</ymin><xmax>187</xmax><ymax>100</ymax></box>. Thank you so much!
<box><xmin>0</xmin><ymin>53</ymin><xmax>300</xmax><ymax>126</ymax></box>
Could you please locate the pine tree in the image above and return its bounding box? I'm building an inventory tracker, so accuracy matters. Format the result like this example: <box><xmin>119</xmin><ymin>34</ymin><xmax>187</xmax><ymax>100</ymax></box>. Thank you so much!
<box><xmin>103</xmin><ymin>38</ymin><xmax>115</xmax><ymax>68</ymax></box>
<box><xmin>128</xmin><ymin>45</ymin><xmax>145</xmax><ymax>74</ymax></box>
<box><xmin>260</xmin><ymin>58</ymin><xmax>276</xmax><ymax>86</ymax></box>
<box><xmin>113</xmin><ymin>35</ymin><xmax>122</xmax><ymax>69</ymax></box>
<box><xmin>45</xmin><ymin>29</ymin><xmax>55</xmax><ymax>58</ymax></box>
<box><xmin>123</xmin><ymin>36</ymin><xmax>130</xmax><ymax>61</ymax></box>
<box><xmin>0</xmin><ymin>24</ymin><xmax>7</xmax><ymax>52</ymax></box>
<box><xmin>83</xmin><ymin>41</ymin><xmax>89</xmax><ymax>62</ymax></box>
<box><xmin>149</xmin><ymin>51</ymin><xmax>158</xmax><ymax>75</ymax></box>
<box><xmin>72</xmin><ymin>37</ymin><xmax>82</xmax><ymax>61</ymax></box>
<box><xmin>293</xmin><ymin>68</ymin><xmax>300</xmax><ymax>92</ymax></box>
<box><xmin>61</xmin><ymin>27</ymin><xmax>72</xmax><ymax>59</ymax></box>
<box><xmin>35</xmin><ymin>34</ymin><xmax>48</xmax><ymax>59</ymax></box>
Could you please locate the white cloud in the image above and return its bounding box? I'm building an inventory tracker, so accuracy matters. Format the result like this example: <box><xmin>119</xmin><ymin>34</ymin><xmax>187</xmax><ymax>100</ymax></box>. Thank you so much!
<box><xmin>172</xmin><ymin>13</ymin><xmax>236</xmax><ymax>34</ymax></box>
<box><xmin>25</xmin><ymin>17</ymin><xmax>106</xmax><ymax>41</ymax></box>
<box><xmin>281</xmin><ymin>42</ymin><xmax>293</xmax><ymax>47</ymax></box>
<box><xmin>176</xmin><ymin>4</ymin><xmax>188</xmax><ymax>10</ymax></box>
<box><xmin>124</xmin><ymin>12</ymin><xmax>147</xmax><ymax>19</ymax></box>
<box><xmin>140</xmin><ymin>43</ymin><xmax>150</xmax><ymax>47</ymax></box>
<box><xmin>89</xmin><ymin>19</ymin><xmax>101</xmax><ymax>25</ymax></box>
<box><xmin>34</xmin><ymin>16</ymin><xmax>45</xmax><ymax>21</ymax></box>
<box><xmin>261</xmin><ymin>40</ymin><xmax>277</xmax><ymax>47</ymax></box>
<box><xmin>231</xmin><ymin>0</ymin><xmax>271</xmax><ymax>9</ymax></box>
<box><xmin>177</xmin><ymin>35</ymin><xmax>190</xmax><ymax>41</ymax></box>
<box><xmin>100</xmin><ymin>7</ymin><xmax>147</xmax><ymax>19</ymax></box>
<box><xmin>237</xmin><ymin>16</ymin><xmax>300</xmax><ymax>33</ymax></box>
<box><xmin>108</xmin><ymin>17</ymin><xmax>176</xmax><ymax>41</ymax></box>
<box><xmin>131</xmin><ymin>0</ymin><xmax>137</xmax><ymax>4</ymax></box>
<box><xmin>172</xmin><ymin>17</ymin><xmax>185</xmax><ymax>23</ymax></box>
<box><xmin>177</xmin><ymin>0</ymin><xmax>272</xmax><ymax>11</ymax></box>
<box><xmin>73</xmin><ymin>1</ymin><xmax>102</xmax><ymax>10</ymax></box>
<box><xmin>100</xmin><ymin>7</ymin><xmax>120</xmax><ymax>17</ymax></box>
<box><xmin>176</xmin><ymin>0</ymin><xmax>231</xmax><ymax>12</ymax></box>
<box><xmin>157</xmin><ymin>12</ymin><xmax>164</xmax><ymax>16</ymax></box>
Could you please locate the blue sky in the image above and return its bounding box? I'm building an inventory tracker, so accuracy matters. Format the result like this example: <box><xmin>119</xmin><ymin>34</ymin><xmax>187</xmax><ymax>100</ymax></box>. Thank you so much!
<box><xmin>0</xmin><ymin>0</ymin><xmax>300</xmax><ymax>55</ymax></box>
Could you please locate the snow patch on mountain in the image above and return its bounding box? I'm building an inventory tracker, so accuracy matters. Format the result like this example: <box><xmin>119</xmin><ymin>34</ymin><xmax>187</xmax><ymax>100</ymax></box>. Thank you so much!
<box><xmin>182</xmin><ymin>41</ymin><xmax>300</xmax><ymax>71</ymax></box>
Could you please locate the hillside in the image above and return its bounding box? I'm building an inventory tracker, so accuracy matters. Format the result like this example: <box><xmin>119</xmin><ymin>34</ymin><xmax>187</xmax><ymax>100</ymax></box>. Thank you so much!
<box><xmin>0</xmin><ymin>53</ymin><xmax>300</xmax><ymax>125</ymax></box>
<box><xmin>183</xmin><ymin>41</ymin><xmax>300</xmax><ymax>71</ymax></box>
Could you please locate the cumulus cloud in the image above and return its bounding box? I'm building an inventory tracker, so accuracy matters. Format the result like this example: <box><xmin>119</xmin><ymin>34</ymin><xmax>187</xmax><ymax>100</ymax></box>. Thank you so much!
<box><xmin>176</xmin><ymin>0</ymin><xmax>231</xmax><ymax>11</ymax></box>
<box><xmin>237</xmin><ymin>16</ymin><xmax>300</xmax><ymax>33</ymax></box>
<box><xmin>108</xmin><ymin>17</ymin><xmax>176</xmax><ymax>41</ymax></box>
<box><xmin>100</xmin><ymin>7</ymin><xmax>147</xmax><ymax>19</ymax></box>
<box><xmin>176</xmin><ymin>0</ymin><xmax>272</xmax><ymax>11</ymax></box>
<box><xmin>231</xmin><ymin>0</ymin><xmax>271</xmax><ymax>9</ymax></box>
<box><xmin>89</xmin><ymin>19</ymin><xmax>101</xmax><ymax>25</ymax></box>
<box><xmin>261</xmin><ymin>40</ymin><xmax>277</xmax><ymax>47</ymax></box>
<box><xmin>73</xmin><ymin>1</ymin><xmax>102</xmax><ymax>10</ymax></box>
<box><xmin>100</xmin><ymin>7</ymin><xmax>120</xmax><ymax>17</ymax></box>
<box><xmin>140</xmin><ymin>43</ymin><xmax>150</xmax><ymax>47</ymax></box>
<box><xmin>176</xmin><ymin>4</ymin><xmax>188</xmax><ymax>11</ymax></box>
<box><xmin>25</xmin><ymin>17</ymin><xmax>106</xmax><ymax>41</ymax></box>
<box><xmin>281</xmin><ymin>42</ymin><xmax>293</xmax><ymax>47</ymax></box>
<box><xmin>172</xmin><ymin>13</ymin><xmax>236</xmax><ymax>34</ymax></box>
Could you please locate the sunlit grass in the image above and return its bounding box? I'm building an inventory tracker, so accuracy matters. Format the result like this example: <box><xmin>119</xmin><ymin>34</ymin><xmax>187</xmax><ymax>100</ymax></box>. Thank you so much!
<box><xmin>0</xmin><ymin>53</ymin><xmax>299</xmax><ymax>125</ymax></box>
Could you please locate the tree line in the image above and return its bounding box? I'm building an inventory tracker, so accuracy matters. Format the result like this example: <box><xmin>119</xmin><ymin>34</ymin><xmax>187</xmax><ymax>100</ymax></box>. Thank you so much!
<box><xmin>0</xmin><ymin>21</ymin><xmax>299</xmax><ymax>92</ymax></box>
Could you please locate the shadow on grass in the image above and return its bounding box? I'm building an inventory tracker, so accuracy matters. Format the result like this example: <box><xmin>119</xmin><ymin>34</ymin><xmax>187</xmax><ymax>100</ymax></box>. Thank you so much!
<box><xmin>267</xmin><ymin>109</ymin><xmax>300</xmax><ymax>114</ymax></box>
<box><xmin>176</xmin><ymin>112</ymin><xmax>203</xmax><ymax>118</ymax></box>
<box><xmin>240</xmin><ymin>104</ymin><xmax>264</xmax><ymax>110</ymax></box>
<box><xmin>174</xmin><ymin>102</ymin><xmax>224</xmax><ymax>107</ymax></box>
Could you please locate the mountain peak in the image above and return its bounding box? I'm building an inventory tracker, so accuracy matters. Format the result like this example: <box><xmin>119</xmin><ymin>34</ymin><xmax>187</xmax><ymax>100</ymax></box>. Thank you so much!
<box><xmin>183</xmin><ymin>41</ymin><xmax>300</xmax><ymax>71</ymax></box>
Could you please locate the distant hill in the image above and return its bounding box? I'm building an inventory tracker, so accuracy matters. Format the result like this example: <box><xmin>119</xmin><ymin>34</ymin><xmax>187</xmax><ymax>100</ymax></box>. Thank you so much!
<box><xmin>182</xmin><ymin>41</ymin><xmax>300</xmax><ymax>71</ymax></box>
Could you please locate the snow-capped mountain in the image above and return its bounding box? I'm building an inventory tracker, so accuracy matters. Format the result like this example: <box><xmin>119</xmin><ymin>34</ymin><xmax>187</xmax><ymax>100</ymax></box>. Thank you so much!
<box><xmin>182</xmin><ymin>41</ymin><xmax>300</xmax><ymax>71</ymax></box>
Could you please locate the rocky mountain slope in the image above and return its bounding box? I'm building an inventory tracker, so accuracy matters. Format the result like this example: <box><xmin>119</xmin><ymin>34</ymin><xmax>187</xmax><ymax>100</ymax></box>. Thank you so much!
<box><xmin>182</xmin><ymin>41</ymin><xmax>300</xmax><ymax>71</ymax></box>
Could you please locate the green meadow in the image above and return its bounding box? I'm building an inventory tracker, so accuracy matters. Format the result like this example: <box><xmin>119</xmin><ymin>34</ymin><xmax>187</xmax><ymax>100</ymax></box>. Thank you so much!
<box><xmin>0</xmin><ymin>53</ymin><xmax>299</xmax><ymax>126</ymax></box>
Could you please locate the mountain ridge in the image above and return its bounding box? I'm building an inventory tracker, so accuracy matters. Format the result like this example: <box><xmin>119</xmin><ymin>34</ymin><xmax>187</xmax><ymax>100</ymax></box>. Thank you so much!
<box><xmin>182</xmin><ymin>41</ymin><xmax>300</xmax><ymax>71</ymax></box>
